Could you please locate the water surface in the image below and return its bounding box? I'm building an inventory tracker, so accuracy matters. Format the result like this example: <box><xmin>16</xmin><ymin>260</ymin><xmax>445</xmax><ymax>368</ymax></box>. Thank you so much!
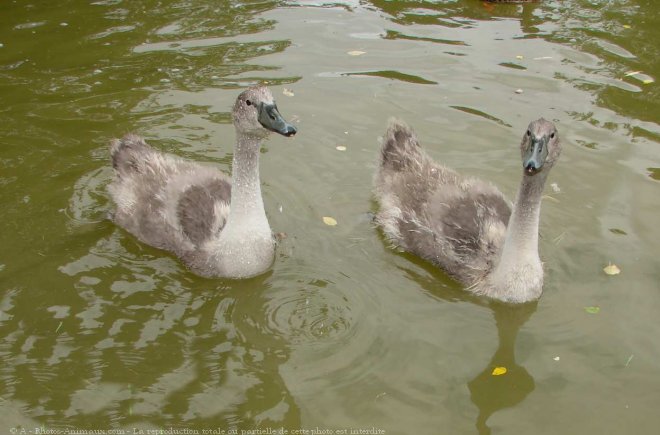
<box><xmin>1</xmin><ymin>0</ymin><xmax>659</xmax><ymax>434</ymax></box>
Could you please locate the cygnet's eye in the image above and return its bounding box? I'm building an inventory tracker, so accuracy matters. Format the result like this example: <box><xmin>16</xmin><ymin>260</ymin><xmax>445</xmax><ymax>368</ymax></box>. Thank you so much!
<box><xmin>550</xmin><ymin>132</ymin><xmax>555</xmax><ymax>139</ymax></box>
<box><xmin>526</xmin><ymin>130</ymin><xmax>531</xmax><ymax>137</ymax></box>
<box><xmin>245</xmin><ymin>99</ymin><xmax>252</xmax><ymax>106</ymax></box>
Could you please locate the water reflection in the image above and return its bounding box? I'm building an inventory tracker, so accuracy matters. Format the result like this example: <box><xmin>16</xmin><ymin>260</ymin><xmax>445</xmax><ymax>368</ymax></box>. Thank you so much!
<box><xmin>399</xmin><ymin>259</ymin><xmax>537</xmax><ymax>434</ymax></box>
<box><xmin>468</xmin><ymin>302</ymin><xmax>537</xmax><ymax>435</ymax></box>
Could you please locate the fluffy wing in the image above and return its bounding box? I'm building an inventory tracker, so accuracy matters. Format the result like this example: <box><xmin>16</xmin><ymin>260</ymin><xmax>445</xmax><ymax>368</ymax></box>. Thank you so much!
<box><xmin>108</xmin><ymin>135</ymin><xmax>231</xmax><ymax>256</ymax></box>
<box><xmin>374</xmin><ymin>120</ymin><xmax>511</xmax><ymax>284</ymax></box>
<box><xmin>177</xmin><ymin>178</ymin><xmax>231</xmax><ymax>246</ymax></box>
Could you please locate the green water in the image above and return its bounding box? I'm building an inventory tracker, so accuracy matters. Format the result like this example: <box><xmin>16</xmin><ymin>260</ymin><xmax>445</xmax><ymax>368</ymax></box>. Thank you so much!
<box><xmin>1</xmin><ymin>0</ymin><xmax>659</xmax><ymax>434</ymax></box>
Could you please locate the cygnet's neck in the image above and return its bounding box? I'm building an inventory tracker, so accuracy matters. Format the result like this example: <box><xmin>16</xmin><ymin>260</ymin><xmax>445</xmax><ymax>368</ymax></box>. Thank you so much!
<box><xmin>207</xmin><ymin>129</ymin><xmax>274</xmax><ymax>279</ymax></box>
<box><xmin>490</xmin><ymin>170</ymin><xmax>548</xmax><ymax>300</ymax></box>
<box><xmin>503</xmin><ymin>172</ymin><xmax>546</xmax><ymax>257</ymax></box>
<box><xmin>225</xmin><ymin>132</ymin><xmax>268</xmax><ymax>228</ymax></box>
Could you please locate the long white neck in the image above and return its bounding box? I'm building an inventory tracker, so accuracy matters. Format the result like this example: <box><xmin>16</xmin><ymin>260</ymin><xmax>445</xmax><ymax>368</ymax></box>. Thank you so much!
<box><xmin>501</xmin><ymin>173</ymin><xmax>546</xmax><ymax>261</ymax></box>
<box><xmin>489</xmin><ymin>171</ymin><xmax>548</xmax><ymax>302</ymax></box>
<box><xmin>206</xmin><ymin>131</ymin><xmax>274</xmax><ymax>278</ymax></box>
<box><xmin>224</xmin><ymin>133</ymin><xmax>268</xmax><ymax>229</ymax></box>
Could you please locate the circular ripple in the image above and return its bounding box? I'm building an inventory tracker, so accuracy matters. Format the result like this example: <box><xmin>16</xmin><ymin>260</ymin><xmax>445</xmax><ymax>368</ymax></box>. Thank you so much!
<box><xmin>264</xmin><ymin>281</ymin><xmax>356</xmax><ymax>345</ymax></box>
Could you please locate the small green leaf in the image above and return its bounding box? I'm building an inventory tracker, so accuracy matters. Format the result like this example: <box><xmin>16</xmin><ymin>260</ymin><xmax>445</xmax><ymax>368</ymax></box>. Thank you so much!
<box><xmin>584</xmin><ymin>306</ymin><xmax>600</xmax><ymax>314</ymax></box>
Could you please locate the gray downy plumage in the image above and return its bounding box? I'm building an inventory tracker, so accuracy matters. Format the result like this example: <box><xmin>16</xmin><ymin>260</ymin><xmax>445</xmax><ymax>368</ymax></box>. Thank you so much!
<box><xmin>374</xmin><ymin>118</ymin><xmax>561</xmax><ymax>303</ymax></box>
<box><xmin>108</xmin><ymin>85</ymin><xmax>297</xmax><ymax>278</ymax></box>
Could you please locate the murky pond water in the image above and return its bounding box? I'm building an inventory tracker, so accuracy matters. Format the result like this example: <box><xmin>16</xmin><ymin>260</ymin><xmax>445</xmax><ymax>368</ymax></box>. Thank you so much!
<box><xmin>1</xmin><ymin>0</ymin><xmax>659</xmax><ymax>433</ymax></box>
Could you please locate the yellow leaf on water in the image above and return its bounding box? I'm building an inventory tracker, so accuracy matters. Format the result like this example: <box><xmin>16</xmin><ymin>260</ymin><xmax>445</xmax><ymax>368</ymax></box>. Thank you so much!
<box><xmin>492</xmin><ymin>366</ymin><xmax>507</xmax><ymax>376</ymax></box>
<box><xmin>322</xmin><ymin>216</ymin><xmax>338</xmax><ymax>226</ymax></box>
<box><xmin>347</xmin><ymin>50</ymin><xmax>366</xmax><ymax>56</ymax></box>
<box><xmin>624</xmin><ymin>71</ymin><xmax>654</xmax><ymax>84</ymax></box>
<box><xmin>603</xmin><ymin>263</ymin><xmax>621</xmax><ymax>275</ymax></box>
<box><xmin>283</xmin><ymin>88</ymin><xmax>294</xmax><ymax>97</ymax></box>
<box><xmin>623</xmin><ymin>24</ymin><xmax>631</xmax><ymax>29</ymax></box>
<box><xmin>336</xmin><ymin>145</ymin><xmax>347</xmax><ymax>151</ymax></box>
<box><xmin>515</xmin><ymin>55</ymin><xmax>524</xmax><ymax>60</ymax></box>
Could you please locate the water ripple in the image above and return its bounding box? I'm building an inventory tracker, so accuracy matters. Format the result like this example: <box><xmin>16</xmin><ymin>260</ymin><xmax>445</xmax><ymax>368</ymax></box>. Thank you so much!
<box><xmin>264</xmin><ymin>283</ymin><xmax>355</xmax><ymax>344</ymax></box>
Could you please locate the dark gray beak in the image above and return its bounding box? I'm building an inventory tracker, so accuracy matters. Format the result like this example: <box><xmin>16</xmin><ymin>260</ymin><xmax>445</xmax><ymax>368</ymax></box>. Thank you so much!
<box><xmin>523</xmin><ymin>137</ymin><xmax>548</xmax><ymax>175</ymax></box>
<box><xmin>258</xmin><ymin>103</ymin><xmax>297</xmax><ymax>137</ymax></box>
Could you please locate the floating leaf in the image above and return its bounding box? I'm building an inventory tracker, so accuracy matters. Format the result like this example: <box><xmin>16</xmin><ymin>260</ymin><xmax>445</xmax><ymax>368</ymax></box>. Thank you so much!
<box><xmin>515</xmin><ymin>88</ymin><xmax>524</xmax><ymax>94</ymax></box>
<box><xmin>336</xmin><ymin>145</ymin><xmax>347</xmax><ymax>151</ymax></box>
<box><xmin>533</xmin><ymin>56</ymin><xmax>553</xmax><ymax>60</ymax></box>
<box><xmin>322</xmin><ymin>216</ymin><xmax>338</xmax><ymax>226</ymax></box>
<box><xmin>625</xmin><ymin>354</ymin><xmax>634</xmax><ymax>367</ymax></box>
<box><xmin>584</xmin><ymin>306</ymin><xmax>600</xmax><ymax>314</ymax></box>
<box><xmin>348</xmin><ymin>50</ymin><xmax>366</xmax><ymax>56</ymax></box>
<box><xmin>553</xmin><ymin>356</ymin><xmax>560</xmax><ymax>361</ymax></box>
<box><xmin>492</xmin><ymin>366</ymin><xmax>507</xmax><ymax>376</ymax></box>
<box><xmin>283</xmin><ymin>88</ymin><xmax>294</xmax><ymax>97</ymax></box>
<box><xmin>603</xmin><ymin>263</ymin><xmax>621</xmax><ymax>275</ymax></box>
<box><xmin>623</xmin><ymin>24</ymin><xmax>631</xmax><ymax>29</ymax></box>
<box><xmin>624</xmin><ymin>71</ymin><xmax>655</xmax><ymax>84</ymax></box>
<box><xmin>515</xmin><ymin>55</ymin><xmax>524</xmax><ymax>60</ymax></box>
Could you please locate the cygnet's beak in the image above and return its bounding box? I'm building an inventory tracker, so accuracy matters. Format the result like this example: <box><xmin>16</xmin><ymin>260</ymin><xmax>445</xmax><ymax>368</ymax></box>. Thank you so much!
<box><xmin>523</xmin><ymin>136</ymin><xmax>548</xmax><ymax>175</ymax></box>
<box><xmin>258</xmin><ymin>103</ymin><xmax>297</xmax><ymax>137</ymax></box>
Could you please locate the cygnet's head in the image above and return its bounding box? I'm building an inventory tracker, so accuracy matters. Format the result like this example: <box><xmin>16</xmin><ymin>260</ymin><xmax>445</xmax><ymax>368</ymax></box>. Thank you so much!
<box><xmin>520</xmin><ymin>118</ymin><xmax>561</xmax><ymax>176</ymax></box>
<box><xmin>232</xmin><ymin>86</ymin><xmax>297</xmax><ymax>138</ymax></box>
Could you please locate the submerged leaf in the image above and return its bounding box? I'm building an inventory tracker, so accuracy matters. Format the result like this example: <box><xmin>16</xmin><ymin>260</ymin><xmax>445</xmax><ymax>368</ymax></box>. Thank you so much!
<box><xmin>609</xmin><ymin>228</ymin><xmax>627</xmax><ymax>235</ymax></box>
<box><xmin>603</xmin><ymin>263</ymin><xmax>621</xmax><ymax>275</ymax></box>
<box><xmin>584</xmin><ymin>306</ymin><xmax>600</xmax><ymax>314</ymax></box>
<box><xmin>492</xmin><ymin>366</ymin><xmax>507</xmax><ymax>376</ymax></box>
<box><xmin>323</xmin><ymin>216</ymin><xmax>338</xmax><ymax>226</ymax></box>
